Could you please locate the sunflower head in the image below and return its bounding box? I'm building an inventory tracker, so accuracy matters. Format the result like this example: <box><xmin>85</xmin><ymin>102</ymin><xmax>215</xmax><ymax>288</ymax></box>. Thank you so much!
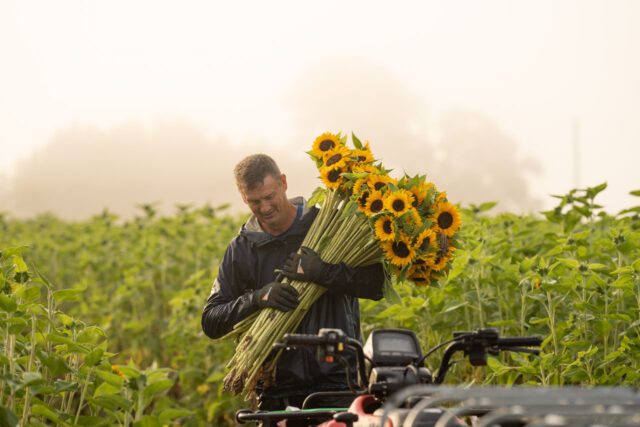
<box><xmin>409</xmin><ymin>182</ymin><xmax>433</xmax><ymax>208</ymax></box>
<box><xmin>356</xmin><ymin>189</ymin><xmax>371</xmax><ymax>213</ymax></box>
<box><xmin>414</xmin><ymin>228</ymin><xmax>437</xmax><ymax>255</ymax></box>
<box><xmin>367</xmin><ymin>173</ymin><xmax>395</xmax><ymax>193</ymax></box>
<box><xmin>364</xmin><ymin>190</ymin><xmax>385</xmax><ymax>216</ymax></box>
<box><xmin>384</xmin><ymin>189</ymin><xmax>414</xmax><ymax>217</ymax></box>
<box><xmin>312</xmin><ymin>132</ymin><xmax>342</xmax><ymax>159</ymax></box>
<box><xmin>382</xmin><ymin>234</ymin><xmax>416</xmax><ymax>267</ymax></box>
<box><xmin>322</xmin><ymin>145</ymin><xmax>352</xmax><ymax>170</ymax></box>
<box><xmin>320</xmin><ymin>165</ymin><xmax>345</xmax><ymax>189</ymax></box>
<box><xmin>432</xmin><ymin>201</ymin><xmax>462</xmax><ymax>237</ymax></box>
<box><xmin>408</xmin><ymin>265</ymin><xmax>433</xmax><ymax>287</ymax></box>
<box><xmin>352</xmin><ymin>141</ymin><xmax>374</xmax><ymax>164</ymax></box>
<box><xmin>374</xmin><ymin>214</ymin><xmax>396</xmax><ymax>242</ymax></box>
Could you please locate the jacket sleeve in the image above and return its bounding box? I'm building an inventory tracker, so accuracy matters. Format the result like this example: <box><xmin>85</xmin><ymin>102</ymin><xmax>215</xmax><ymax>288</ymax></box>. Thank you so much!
<box><xmin>318</xmin><ymin>262</ymin><xmax>385</xmax><ymax>301</ymax></box>
<box><xmin>201</xmin><ymin>239</ymin><xmax>260</xmax><ymax>339</ymax></box>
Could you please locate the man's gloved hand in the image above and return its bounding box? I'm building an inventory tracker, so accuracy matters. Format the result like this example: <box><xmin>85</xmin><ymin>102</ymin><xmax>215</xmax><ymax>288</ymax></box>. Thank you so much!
<box><xmin>255</xmin><ymin>282</ymin><xmax>299</xmax><ymax>312</ymax></box>
<box><xmin>280</xmin><ymin>247</ymin><xmax>326</xmax><ymax>284</ymax></box>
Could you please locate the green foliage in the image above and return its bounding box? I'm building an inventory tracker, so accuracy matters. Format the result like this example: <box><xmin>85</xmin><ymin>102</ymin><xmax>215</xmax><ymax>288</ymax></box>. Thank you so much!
<box><xmin>1</xmin><ymin>205</ymin><xmax>247</xmax><ymax>425</ymax></box>
<box><xmin>1</xmin><ymin>184</ymin><xmax>639</xmax><ymax>425</ymax></box>
<box><xmin>362</xmin><ymin>183</ymin><xmax>640</xmax><ymax>387</ymax></box>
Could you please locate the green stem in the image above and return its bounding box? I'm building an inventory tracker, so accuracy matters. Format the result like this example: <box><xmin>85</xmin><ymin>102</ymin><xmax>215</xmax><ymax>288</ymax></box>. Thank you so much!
<box><xmin>74</xmin><ymin>367</ymin><xmax>93</xmax><ymax>425</ymax></box>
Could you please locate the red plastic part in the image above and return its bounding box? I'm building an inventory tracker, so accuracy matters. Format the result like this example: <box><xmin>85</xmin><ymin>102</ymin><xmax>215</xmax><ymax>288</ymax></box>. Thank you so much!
<box><xmin>315</xmin><ymin>394</ymin><xmax>393</xmax><ymax>427</ymax></box>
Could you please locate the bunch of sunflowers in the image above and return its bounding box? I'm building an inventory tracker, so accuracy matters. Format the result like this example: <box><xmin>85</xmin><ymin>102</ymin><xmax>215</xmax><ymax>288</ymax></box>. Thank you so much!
<box><xmin>311</xmin><ymin>131</ymin><xmax>461</xmax><ymax>286</ymax></box>
<box><xmin>222</xmin><ymin>132</ymin><xmax>461</xmax><ymax>398</ymax></box>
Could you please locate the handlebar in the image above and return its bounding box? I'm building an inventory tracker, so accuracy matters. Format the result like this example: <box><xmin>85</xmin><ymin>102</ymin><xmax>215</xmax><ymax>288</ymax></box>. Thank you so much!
<box><xmin>496</xmin><ymin>336</ymin><xmax>543</xmax><ymax>348</ymax></box>
<box><xmin>433</xmin><ymin>329</ymin><xmax>542</xmax><ymax>384</ymax></box>
<box><xmin>281</xmin><ymin>333</ymin><xmax>328</xmax><ymax>347</ymax></box>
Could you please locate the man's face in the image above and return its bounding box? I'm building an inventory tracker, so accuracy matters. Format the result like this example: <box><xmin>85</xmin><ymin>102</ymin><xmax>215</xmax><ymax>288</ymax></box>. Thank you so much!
<box><xmin>240</xmin><ymin>173</ymin><xmax>291</xmax><ymax>233</ymax></box>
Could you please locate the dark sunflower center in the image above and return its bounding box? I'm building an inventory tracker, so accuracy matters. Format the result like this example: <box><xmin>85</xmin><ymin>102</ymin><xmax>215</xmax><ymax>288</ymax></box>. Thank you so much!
<box><xmin>357</xmin><ymin>155</ymin><xmax>367</xmax><ymax>162</ymax></box>
<box><xmin>319</xmin><ymin>139</ymin><xmax>335</xmax><ymax>151</ymax></box>
<box><xmin>370</xmin><ymin>199</ymin><xmax>383</xmax><ymax>213</ymax></box>
<box><xmin>438</xmin><ymin>212</ymin><xmax>454</xmax><ymax>229</ymax></box>
<box><xmin>420</xmin><ymin>236</ymin><xmax>431</xmax><ymax>251</ymax></box>
<box><xmin>411</xmin><ymin>196</ymin><xmax>419</xmax><ymax>208</ymax></box>
<box><xmin>357</xmin><ymin>191</ymin><xmax>370</xmax><ymax>207</ymax></box>
<box><xmin>414</xmin><ymin>257</ymin><xmax>425</xmax><ymax>265</ymax></box>
<box><xmin>374</xmin><ymin>182</ymin><xmax>386</xmax><ymax>191</ymax></box>
<box><xmin>325</xmin><ymin>153</ymin><xmax>342</xmax><ymax>167</ymax></box>
<box><xmin>382</xmin><ymin>219</ymin><xmax>393</xmax><ymax>234</ymax></box>
<box><xmin>413</xmin><ymin>276</ymin><xmax>427</xmax><ymax>282</ymax></box>
<box><xmin>391</xmin><ymin>241</ymin><xmax>410</xmax><ymax>258</ymax></box>
<box><xmin>328</xmin><ymin>169</ymin><xmax>341</xmax><ymax>183</ymax></box>
<box><xmin>392</xmin><ymin>199</ymin><xmax>405</xmax><ymax>212</ymax></box>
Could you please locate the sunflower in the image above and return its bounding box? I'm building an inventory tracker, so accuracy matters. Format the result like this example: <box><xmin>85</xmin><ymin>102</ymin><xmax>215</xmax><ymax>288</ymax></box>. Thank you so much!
<box><xmin>382</xmin><ymin>234</ymin><xmax>416</xmax><ymax>267</ymax></box>
<box><xmin>364</xmin><ymin>190</ymin><xmax>385</xmax><ymax>216</ymax></box>
<box><xmin>312</xmin><ymin>132</ymin><xmax>342</xmax><ymax>159</ymax></box>
<box><xmin>414</xmin><ymin>228</ymin><xmax>437</xmax><ymax>254</ymax></box>
<box><xmin>323</xmin><ymin>145</ymin><xmax>352</xmax><ymax>170</ymax></box>
<box><xmin>431</xmin><ymin>202</ymin><xmax>462</xmax><ymax>237</ymax></box>
<box><xmin>408</xmin><ymin>266</ymin><xmax>433</xmax><ymax>287</ymax></box>
<box><xmin>352</xmin><ymin>141</ymin><xmax>374</xmax><ymax>164</ymax></box>
<box><xmin>320</xmin><ymin>165</ymin><xmax>345</xmax><ymax>189</ymax></box>
<box><xmin>409</xmin><ymin>182</ymin><xmax>431</xmax><ymax>208</ymax></box>
<box><xmin>353</xmin><ymin>177</ymin><xmax>369</xmax><ymax>196</ymax></box>
<box><xmin>374</xmin><ymin>215</ymin><xmax>396</xmax><ymax>242</ymax></box>
<box><xmin>367</xmin><ymin>173</ymin><xmax>395</xmax><ymax>193</ymax></box>
<box><xmin>430</xmin><ymin>246</ymin><xmax>455</xmax><ymax>272</ymax></box>
<box><xmin>384</xmin><ymin>189</ymin><xmax>414</xmax><ymax>217</ymax></box>
<box><xmin>356</xmin><ymin>189</ymin><xmax>371</xmax><ymax>213</ymax></box>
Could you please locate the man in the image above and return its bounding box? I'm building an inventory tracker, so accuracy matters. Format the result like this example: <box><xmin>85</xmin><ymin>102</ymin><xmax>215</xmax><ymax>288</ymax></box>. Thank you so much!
<box><xmin>201</xmin><ymin>153</ymin><xmax>385</xmax><ymax>410</ymax></box>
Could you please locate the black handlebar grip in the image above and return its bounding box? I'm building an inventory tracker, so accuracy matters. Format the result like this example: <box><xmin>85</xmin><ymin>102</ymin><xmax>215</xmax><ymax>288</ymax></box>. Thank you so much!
<box><xmin>496</xmin><ymin>335</ymin><xmax>543</xmax><ymax>347</ymax></box>
<box><xmin>282</xmin><ymin>333</ymin><xmax>326</xmax><ymax>346</ymax></box>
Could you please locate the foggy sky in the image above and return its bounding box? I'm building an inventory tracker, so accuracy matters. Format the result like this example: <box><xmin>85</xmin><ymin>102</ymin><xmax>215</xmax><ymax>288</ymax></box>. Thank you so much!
<box><xmin>1</xmin><ymin>57</ymin><xmax>544</xmax><ymax>219</ymax></box>
<box><xmin>1</xmin><ymin>1</ymin><xmax>639</xmax><ymax>218</ymax></box>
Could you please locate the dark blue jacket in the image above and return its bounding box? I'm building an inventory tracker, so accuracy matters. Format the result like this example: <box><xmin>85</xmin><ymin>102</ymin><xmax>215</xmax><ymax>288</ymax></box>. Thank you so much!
<box><xmin>201</xmin><ymin>198</ymin><xmax>384</xmax><ymax>398</ymax></box>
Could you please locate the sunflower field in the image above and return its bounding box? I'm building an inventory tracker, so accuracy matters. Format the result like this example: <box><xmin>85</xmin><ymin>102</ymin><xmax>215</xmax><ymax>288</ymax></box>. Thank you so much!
<box><xmin>1</xmin><ymin>173</ymin><xmax>640</xmax><ymax>424</ymax></box>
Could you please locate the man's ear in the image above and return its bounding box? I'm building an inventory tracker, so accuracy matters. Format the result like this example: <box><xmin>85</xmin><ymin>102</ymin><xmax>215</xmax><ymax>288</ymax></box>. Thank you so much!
<box><xmin>281</xmin><ymin>173</ymin><xmax>288</xmax><ymax>192</ymax></box>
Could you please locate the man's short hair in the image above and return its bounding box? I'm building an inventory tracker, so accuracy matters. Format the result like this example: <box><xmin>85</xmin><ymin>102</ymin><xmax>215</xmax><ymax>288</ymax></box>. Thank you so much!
<box><xmin>234</xmin><ymin>154</ymin><xmax>282</xmax><ymax>191</ymax></box>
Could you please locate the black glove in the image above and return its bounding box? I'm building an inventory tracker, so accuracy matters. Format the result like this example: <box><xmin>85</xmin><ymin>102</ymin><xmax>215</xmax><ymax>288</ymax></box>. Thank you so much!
<box><xmin>280</xmin><ymin>247</ymin><xmax>326</xmax><ymax>284</ymax></box>
<box><xmin>254</xmin><ymin>282</ymin><xmax>299</xmax><ymax>312</ymax></box>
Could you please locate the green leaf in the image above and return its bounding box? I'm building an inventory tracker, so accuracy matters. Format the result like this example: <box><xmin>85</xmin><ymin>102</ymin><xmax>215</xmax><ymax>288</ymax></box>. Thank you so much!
<box><xmin>15</xmin><ymin>285</ymin><xmax>40</xmax><ymax>302</ymax></box>
<box><xmin>588</xmin><ymin>263</ymin><xmax>607</xmax><ymax>270</ymax></box>
<box><xmin>0</xmin><ymin>406</ymin><xmax>18</xmax><ymax>427</ymax></box>
<box><xmin>93</xmin><ymin>382</ymin><xmax>121</xmax><ymax>397</ymax></box>
<box><xmin>0</xmin><ymin>246</ymin><xmax>29</xmax><ymax>258</ymax></box>
<box><xmin>12</xmin><ymin>255</ymin><xmax>28</xmax><ymax>273</ymax></box>
<box><xmin>308</xmin><ymin>187</ymin><xmax>326</xmax><ymax>207</ymax></box>
<box><xmin>351</xmin><ymin>132</ymin><xmax>363</xmax><ymax>150</ymax></box>
<box><xmin>42</xmin><ymin>355</ymin><xmax>72</xmax><ymax>376</ymax></box>
<box><xmin>52</xmin><ymin>288</ymin><xmax>85</xmax><ymax>303</ymax></box>
<box><xmin>142</xmin><ymin>379</ymin><xmax>173</xmax><ymax>399</ymax></box>
<box><xmin>559</xmin><ymin>258</ymin><xmax>579</xmax><ymax>269</ymax></box>
<box><xmin>158</xmin><ymin>409</ymin><xmax>193</xmax><ymax>422</ymax></box>
<box><xmin>0</xmin><ymin>294</ymin><xmax>17</xmax><ymax>312</ymax></box>
<box><xmin>90</xmin><ymin>394</ymin><xmax>132</xmax><ymax>411</ymax></box>
<box><xmin>76</xmin><ymin>326</ymin><xmax>106</xmax><ymax>344</ymax></box>
<box><xmin>31</xmin><ymin>404</ymin><xmax>67</xmax><ymax>426</ymax></box>
<box><xmin>338</xmin><ymin>200</ymin><xmax>358</xmax><ymax>221</ymax></box>
<box><xmin>94</xmin><ymin>369</ymin><xmax>124</xmax><ymax>388</ymax></box>
<box><xmin>629</xmin><ymin>189</ymin><xmax>640</xmax><ymax>197</ymax></box>
<box><xmin>133</xmin><ymin>415</ymin><xmax>163</xmax><ymax>427</ymax></box>
<box><xmin>85</xmin><ymin>348</ymin><xmax>104</xmax><ymax>366</ymax></box>
<box><xmin>21</xmin><ymin>373</ymin><xmax>44</xmax><ymax>390</ymax></box>
<box><xmin>381</xmin><ymin>279</ymin><xmax>403</xmax><ymax>306</ymax></box>
<box><xmin>478</xmin><ymin>201</ymin><xmax>497</xmax><ymax>212</ymax></box>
